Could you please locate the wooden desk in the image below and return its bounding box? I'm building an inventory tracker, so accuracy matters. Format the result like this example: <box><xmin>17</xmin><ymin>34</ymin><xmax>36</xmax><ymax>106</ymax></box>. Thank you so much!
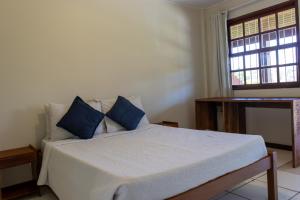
<box><xmin>195</xmin><ymin>97</ymin><xmax>300</xmax><ymax>168</ymax></box>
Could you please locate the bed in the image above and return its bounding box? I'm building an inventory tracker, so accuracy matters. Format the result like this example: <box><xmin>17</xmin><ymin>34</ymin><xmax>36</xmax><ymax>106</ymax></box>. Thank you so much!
<box><xmin>38</xmin><ymin>124</ymin><xmax>277</xmax><ymax>200</ymax></box>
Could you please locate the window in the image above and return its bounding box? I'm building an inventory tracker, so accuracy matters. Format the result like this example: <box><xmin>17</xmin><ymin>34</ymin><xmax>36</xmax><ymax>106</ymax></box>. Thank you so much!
<box><xmin>228</xmin><ymin>0</ymin><xmax>299</xmax><ymax>90</ymax></box>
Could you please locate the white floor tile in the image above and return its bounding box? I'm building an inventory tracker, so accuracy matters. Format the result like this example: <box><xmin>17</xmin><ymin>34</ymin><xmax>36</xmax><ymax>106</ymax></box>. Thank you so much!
<box><xmin>19</xmin><ymin>193</ymin><xmax>57</xmax><ymax>200</ymax></box>
<box><xmin>257</xmin><ymin>171</ymin><xmax>300</xmax><ymax>192</ymax></box>
<box><xmin>279</xmin><ymin>161</ymin><xmax>300</xmax><ymax>176</ymax></box>
<box><xmin>209</xmin><ymin>192</ymin><xmax>228</xmax><ymax>200</ymax></box>
<box><xmin>268</xmin><ymin>148</ymin><xmax>292</xmax><ymax>167</ymax></box>
<box><xmin>252</xmin><ymin>172</ymin><xmax>266</xmax><ymax>179</ymax></box>
<box><xmin>227</xmin><ymin>178</ymin><xmax>254</xmax><ymax>192</ymax></box>
<box><xmin>291</xmin><ymin>193</ymin><xmax>300</xmax><ymax>200</ymax></box>
<box><xmin>232</xmin><ymin>180</ymin><xmax>296</xmax><ymax>200</ymax></box>
<box><xmin>217</xmin><ymin>193</ymin><xmax>248</xmax><ymax>200</ymax></box>
<box><xmin>19</xmin><ymin>187</ymin><xmax>58</xmax><ymax>200</ymax></box>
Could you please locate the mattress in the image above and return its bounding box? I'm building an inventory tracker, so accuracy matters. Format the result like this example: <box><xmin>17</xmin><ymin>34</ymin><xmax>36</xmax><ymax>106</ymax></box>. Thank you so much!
<box><xmin>38</xmin><ymin>125</ymin><xmax>267</xmax><ymax>200</ymax></box>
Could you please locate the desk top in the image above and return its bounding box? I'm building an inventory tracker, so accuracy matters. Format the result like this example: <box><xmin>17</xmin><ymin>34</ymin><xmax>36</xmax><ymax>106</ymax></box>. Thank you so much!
<box><xmin>196</xmin><ymin>97</ymin><xmax>300</xmax><ymax>103</ymax></box>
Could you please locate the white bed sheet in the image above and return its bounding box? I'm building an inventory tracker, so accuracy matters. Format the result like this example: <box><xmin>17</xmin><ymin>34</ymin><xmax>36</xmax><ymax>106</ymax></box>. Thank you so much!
<box><xmin>38</xmin><ymin>125</ymin><xmax>267</xmax><ymax>200</ymax></box>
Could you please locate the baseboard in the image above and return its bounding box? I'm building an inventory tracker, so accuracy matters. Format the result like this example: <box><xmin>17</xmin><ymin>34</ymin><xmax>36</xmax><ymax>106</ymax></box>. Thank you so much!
<box><xmin>265</xmin><ymin>142</ymin><xmax>292</xmax><ymax>151</ymax></box>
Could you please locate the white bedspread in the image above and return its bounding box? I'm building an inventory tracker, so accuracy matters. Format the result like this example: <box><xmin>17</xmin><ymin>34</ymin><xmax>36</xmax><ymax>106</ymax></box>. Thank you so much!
<box><xmin>38</xmin><ymin>125</ymin><xmax>267</xmax><ymax>200</ymax></box>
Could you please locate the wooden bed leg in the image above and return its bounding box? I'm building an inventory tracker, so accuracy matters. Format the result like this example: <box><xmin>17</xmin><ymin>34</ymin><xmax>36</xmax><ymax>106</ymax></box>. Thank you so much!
<box><xmin>0</xmin><ymin>170</ymin><xmax>2</xmax><ymax>200</ymax></box>
<box><xmin>267</xmin><ymin>151</ymin><xmax>278</xmax><ymax>200</ymax></box>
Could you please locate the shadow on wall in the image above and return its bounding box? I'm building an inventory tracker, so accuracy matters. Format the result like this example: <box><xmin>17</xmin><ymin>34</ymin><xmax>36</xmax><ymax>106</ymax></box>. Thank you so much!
<box><xmin>0</xmin><ymin>0</ymin><xmax>207</xmax><ymax>188</ymax></box>
<box><xmin>35</xmin><ymin>112</ymin><xmax>47</xmax><ymax>145</ymax></box>
<box><xmin>1</xmin><ymin>107</ymin><xmax>46</xmax><ymax>187</ymax></box>
<box><xmin>4</xmin><ymin>107</ymin><xmax>47</xmax><ymax>149</ymax></box>
<box><xmin>0</xmin><ymin>0</ymin><xmax>205</xmax><ymax>151</ymax></box>
<box><xmin>155</xmin><ymin>3</ymin><xmax>203</xmax><ymax>128</ymax></box>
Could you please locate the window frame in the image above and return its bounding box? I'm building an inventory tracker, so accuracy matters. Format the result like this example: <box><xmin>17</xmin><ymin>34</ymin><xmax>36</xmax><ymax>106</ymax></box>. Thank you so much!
<box><xmin>227</xmin><ymin>0</ymin><xmax>300</xmax><ymax>90</ymax></box>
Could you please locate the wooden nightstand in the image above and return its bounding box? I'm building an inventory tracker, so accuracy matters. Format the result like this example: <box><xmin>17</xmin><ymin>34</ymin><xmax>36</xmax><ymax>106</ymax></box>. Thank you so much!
<box><xmin>0</xmin><ymin>145</ymin><xmax>39</xmax><ymax>200</ymax></box>
<box><xmin>156</xmin><ymin>121</ymin><xmax>179</xmax><ymax>128</ymax></box>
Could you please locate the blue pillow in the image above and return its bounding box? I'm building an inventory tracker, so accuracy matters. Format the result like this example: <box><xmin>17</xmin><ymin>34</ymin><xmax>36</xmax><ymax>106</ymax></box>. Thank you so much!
<box><xmin>57</xmin><ymin>96</ymin><xmax>105</xmax><ymax>139</ymax></box>
<box><xmin>106</xmin><ymin>96</ymin><xmax>145</xmax><ymax>130</ymax></box>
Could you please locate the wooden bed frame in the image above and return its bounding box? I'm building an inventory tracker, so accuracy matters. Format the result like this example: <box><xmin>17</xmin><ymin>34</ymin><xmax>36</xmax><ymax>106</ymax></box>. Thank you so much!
<box><xmin>168</xmin><ymin>151</ymin><xmax>278</xmax><ymax>200</ymax></box>
<box><xmin>39</xmin><ymin>149</ymin><xmax>278</xmax><ymax>200</ymax></box>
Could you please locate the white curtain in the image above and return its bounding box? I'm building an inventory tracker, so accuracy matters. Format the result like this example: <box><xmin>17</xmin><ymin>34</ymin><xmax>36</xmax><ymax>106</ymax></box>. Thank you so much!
<box><xmin>207</xmin><ymin>11</ymin><xmax>233</xmax><ymax>97</ymax></box>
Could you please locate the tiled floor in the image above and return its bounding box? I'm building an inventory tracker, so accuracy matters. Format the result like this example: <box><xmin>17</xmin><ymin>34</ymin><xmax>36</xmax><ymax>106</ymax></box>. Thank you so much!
<box><xmin>19</xmin><ymin>148</ymin><xmax>300</xmax><ymax>200</ymax></box>
<box><xmin>213</xmin><ymin>148</ymin><xmax>300</xmax><ymax>200</ymax></box>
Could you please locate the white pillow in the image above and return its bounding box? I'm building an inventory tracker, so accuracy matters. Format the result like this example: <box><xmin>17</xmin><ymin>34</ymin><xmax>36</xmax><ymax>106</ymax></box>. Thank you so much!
<box><xmin>101</xmin><ymin>96</ymin><xmax>149</xmax><ymax>133</ymax></box>
<box><xmin>87</xmin><ymin>100</ymin><xmax>106</xmax><ymax>136</ymax></box>
<box><xmin>45</xmin><ymin>100</ymin><xmax>105</xmax><ymax>141</ymax></box>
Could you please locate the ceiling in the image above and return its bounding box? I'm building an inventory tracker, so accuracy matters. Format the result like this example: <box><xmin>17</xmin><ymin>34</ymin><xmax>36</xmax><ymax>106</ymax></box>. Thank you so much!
<box><xmin>172</xmin><ymin>0</ymin><xmax>224</xmax><ymax>7</ymax></box>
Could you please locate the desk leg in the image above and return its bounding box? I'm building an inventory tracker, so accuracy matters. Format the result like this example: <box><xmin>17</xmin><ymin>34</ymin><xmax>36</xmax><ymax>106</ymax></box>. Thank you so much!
<box><xmin>292</xmin><ymin>101</ymin><xmax>300</xmax><ymax>168</ymax></box>
<box><xmin>195</xmin><ymin>102</ymin><xmax>218</xmax><ymax>131</ymax></box>
<box><xmin>223</xmin><ymin>103</ymin><xmax>246</xmax><ymax>133</ymax></box>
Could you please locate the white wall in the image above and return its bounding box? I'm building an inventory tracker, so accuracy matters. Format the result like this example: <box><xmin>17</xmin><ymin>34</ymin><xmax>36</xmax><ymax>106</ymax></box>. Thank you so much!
<box><xmin>0</xmin><ymin>0</ymin><xmax>205</xmax><ymax>186</ymax></box>
<box><xmin>204</xmin><ymin>0</ymin><xmax>297</xmax><ymax>146</ymax></box>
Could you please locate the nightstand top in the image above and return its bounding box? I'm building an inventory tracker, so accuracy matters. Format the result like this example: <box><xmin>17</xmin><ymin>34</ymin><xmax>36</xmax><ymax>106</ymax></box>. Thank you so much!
<box><xmin>0</xmin><ymin>145</ymin><xmax>36</xmax><ymax>160</ymax></box>
<box><xmin>156</xmin><ymin>121</ymin><xmax>179</xmax><ymax>128</ymax></box>
<box><xmin>0</xmin><ymin>145</ymin><xmax>37</xmax><ymax>169</ymax></box>
<box><xmin>0</xmin><ymin>145</ymin><xmax>40</xmax><ymax>199</ymax></box>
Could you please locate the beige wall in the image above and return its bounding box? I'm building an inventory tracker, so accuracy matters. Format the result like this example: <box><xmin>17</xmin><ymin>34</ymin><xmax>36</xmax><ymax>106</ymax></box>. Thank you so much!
<box><xmin>0</xmin><ymin>0</ymin><xmax>204</xmax><ymax>186</ymax></box>
<box><xmin>204</xmin><ymin>0</ymin><xmax>297</xmax><ymax>146</ymax></box>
